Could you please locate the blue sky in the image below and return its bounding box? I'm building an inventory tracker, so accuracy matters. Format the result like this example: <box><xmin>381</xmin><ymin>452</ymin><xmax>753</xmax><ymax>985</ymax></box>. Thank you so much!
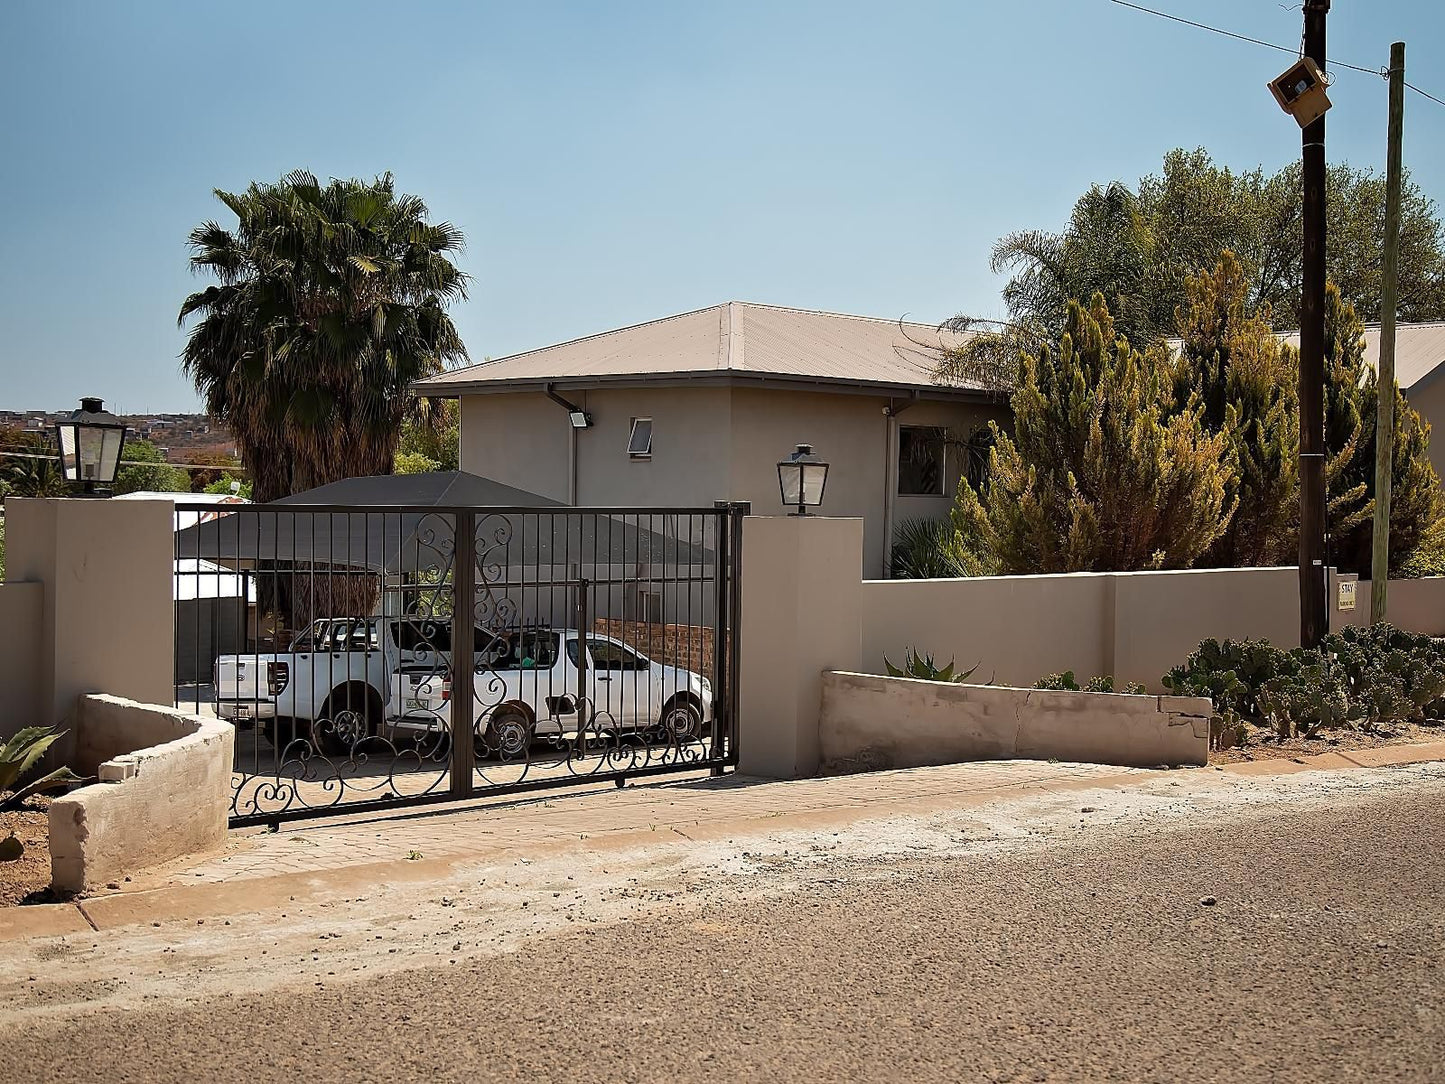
<box><xmin>3</xmin><ymin>0</ymin><xmax>1443</xmax><ymax>412</ymax></box>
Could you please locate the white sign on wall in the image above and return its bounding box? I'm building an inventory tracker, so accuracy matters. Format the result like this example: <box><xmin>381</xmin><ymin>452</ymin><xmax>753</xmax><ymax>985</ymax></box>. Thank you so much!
<box><xmin>1337</xmin><ymin>580</ymin><xmax>1357</xmax><ymax>612</ymax></box>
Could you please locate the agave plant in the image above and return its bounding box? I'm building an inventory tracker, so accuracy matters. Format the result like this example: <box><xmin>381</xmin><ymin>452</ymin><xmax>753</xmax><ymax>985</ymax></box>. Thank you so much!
<box><xmin>0</xmin><ymin>727</ymin><xmax>84</xmax><ymax>813</ymax></box>
<box><xmin>884</xmin><ymin>648</ymin><xmax>982</xmax><ymax>684</ymax></box>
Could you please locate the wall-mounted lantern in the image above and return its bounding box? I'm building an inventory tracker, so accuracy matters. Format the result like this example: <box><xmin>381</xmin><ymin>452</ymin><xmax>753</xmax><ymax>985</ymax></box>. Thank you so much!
<box><xmin>55</xmin><ymin>397</ymin><xmax>127</xmax><ymax>496</ymax></box>
<box><xmin>777</xmin><ymin>443</ymin><xmax>829</xmax><ymax>516</ymax></box>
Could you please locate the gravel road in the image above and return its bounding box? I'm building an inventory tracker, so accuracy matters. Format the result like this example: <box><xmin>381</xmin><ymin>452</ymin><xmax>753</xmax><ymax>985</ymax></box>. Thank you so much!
<box><xmin>2</xmin><ymin>768</ymin><xmax>1443</xmax><ymax>1083</ymax></box>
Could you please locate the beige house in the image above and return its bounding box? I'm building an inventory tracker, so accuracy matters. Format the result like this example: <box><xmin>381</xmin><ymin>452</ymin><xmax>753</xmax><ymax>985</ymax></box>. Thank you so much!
<box><xmin>1279</xmin><ymin>321</ymin><xmax>1445</xmax><ymax>483</ymax></box>
<box><xmin>415</xmin><ymin>302</ymin><xmax>1004</xmax><ymax>577</ymax></box>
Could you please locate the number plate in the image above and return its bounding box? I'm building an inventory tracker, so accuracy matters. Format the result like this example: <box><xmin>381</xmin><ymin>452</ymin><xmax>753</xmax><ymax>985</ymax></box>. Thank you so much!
<box><xmin>408</xmin><ymin>698</ymin><xmax>430</xmax><ymax>710</ymax></box>
<box><xmin>234</xmin><ymin>704</ymin><xmax>254</xmax><ymax>719</ymax></box>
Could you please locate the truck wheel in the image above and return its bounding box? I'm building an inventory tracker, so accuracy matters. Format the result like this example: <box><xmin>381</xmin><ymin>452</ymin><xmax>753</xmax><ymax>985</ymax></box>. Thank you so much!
<box><xmin>317</xmin><ymin>687</ymin><xmax>380</xmax><ymax>757</ymax></box>
<box><xmin>485</xmin><ymin>707</ymin><xmax>533</xmax><ymax>761</ymax></box>
<box><xmin>660</xmin><ymin>700</ymin><xmax>703</xmax><ymax>742</ymax></box>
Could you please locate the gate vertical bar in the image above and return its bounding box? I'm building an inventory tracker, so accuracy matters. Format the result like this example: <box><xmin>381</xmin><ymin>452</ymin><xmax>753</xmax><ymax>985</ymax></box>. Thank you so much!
<box><xmin>450</xmin><ymin>510</ymin><xmax>476</xmax><ymax>798</ymax></box>
<box><xmin>576</xmin><ymin>574</ymin><xmax>589</xmax><ymax>756</ymax></box>
<box><xmin>711</xmin><ymin>501</ymin><xmax>730</xmax><ymax>774</ymax></box>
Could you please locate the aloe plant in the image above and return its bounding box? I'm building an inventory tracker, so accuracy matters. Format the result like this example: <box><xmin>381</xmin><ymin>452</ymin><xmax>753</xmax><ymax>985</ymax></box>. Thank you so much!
<box><xmin>884</xmin><ymin>648</ymin><xmax>981</xmax><ymax>684</ymax></box>
<box><xmin>0</xmin><ymin>726</ymin><xmax>84</xmax><ymax>812</ymax></box>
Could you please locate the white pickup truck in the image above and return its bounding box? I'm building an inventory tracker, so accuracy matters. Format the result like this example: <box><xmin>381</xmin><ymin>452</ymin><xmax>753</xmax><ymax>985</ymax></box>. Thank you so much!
<box><xmin>389</xmin><ymin>627</ymin><xmax>713</xmax><ymax>760</ymax></box>
<box><xmin>214</xmin><ymin>616</ymin><xmax>470</xmax><ymax>754</ymax></box>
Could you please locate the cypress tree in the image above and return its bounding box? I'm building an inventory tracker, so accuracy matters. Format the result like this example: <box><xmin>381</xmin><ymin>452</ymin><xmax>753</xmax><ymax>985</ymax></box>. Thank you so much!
<box><xmin>1172</xmin><ymin>253</ymin><xmax>1298</xmax><ymax>567</ymax></box>
<box><xmin>955</xmin><ymin>295</ymin><xmax>1236</xmax><ymax>573</ymax></box>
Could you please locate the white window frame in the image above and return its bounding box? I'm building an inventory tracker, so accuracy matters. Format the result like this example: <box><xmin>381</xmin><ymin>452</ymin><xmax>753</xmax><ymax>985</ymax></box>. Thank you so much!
<box><xmin>628</xmin><ymin>417</ymin><xmax>653</xmax><ymax>459</ymax></box>
<box><xmin>897</xmin><ymin>426</ymin><xmax>948</xmax><ymax>497</ymax></box>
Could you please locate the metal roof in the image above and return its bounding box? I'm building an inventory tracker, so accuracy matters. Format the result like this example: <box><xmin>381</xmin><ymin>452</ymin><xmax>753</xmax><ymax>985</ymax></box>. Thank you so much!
<box><xmin>1276</xmin><ymin>322</ymin><xmax>1445</xmax><ymax>392</ymax></box>
<box><xmin>414</xmin><ymin>301</ymin><xmax>984</xmax><ymax>399</ymax></box>
<box><xmin>1166</xmin><ymin>322</ymin><xmax>1445</xmax><ymax>393</ymax></box>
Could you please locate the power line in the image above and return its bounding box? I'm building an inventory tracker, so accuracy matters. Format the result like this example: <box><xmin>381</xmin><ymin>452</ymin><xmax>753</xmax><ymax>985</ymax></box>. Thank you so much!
<box><xmin>1107</xmin><ymin>0</ymin><xmax>1445</xmax><ymax>102</ymax></box>
<box><xmin>1405</xmin><ymin>81</ymin><xmax>1445</xmax><ymax>110</ymax></box>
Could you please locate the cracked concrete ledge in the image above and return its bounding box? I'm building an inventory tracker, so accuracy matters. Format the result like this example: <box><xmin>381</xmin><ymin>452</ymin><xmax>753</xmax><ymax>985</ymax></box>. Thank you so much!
<box><xmin>2</xmin><ymin>740</ymin><xmax>1443</xmax><ymax>944</ymax></box>
<box><xmin>818</xmin><ymin>671</ymin><xmax>1211</xmax><ymax>772</ymax></box>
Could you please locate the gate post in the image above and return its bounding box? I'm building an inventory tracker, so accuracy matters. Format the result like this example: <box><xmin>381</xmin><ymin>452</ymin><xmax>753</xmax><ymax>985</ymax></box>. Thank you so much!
<box><xmin>449</xmin><ymin>510</ymin><xmax>476</xmax><ymax>798</ymax></box>
<box><xmin>4</xmin><ymin>498</ymin><xmax>173</xmax><ymax>753</ymax></box>
<box><xmin>736</xmin><ymin>515</ymin><xmax>862</xmax><ymax>779</ymax></box>
<box><xmin>710</xmin><ymin>502</ymin><xmax>730</xmax><ymax>774</ymax></box>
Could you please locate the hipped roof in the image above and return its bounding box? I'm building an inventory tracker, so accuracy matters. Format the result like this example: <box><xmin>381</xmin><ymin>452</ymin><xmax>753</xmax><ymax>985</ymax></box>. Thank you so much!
<box><xmin>413</xmin><ymin>301</ymin><xmax>988</xmax><ymax>400</ymax></box>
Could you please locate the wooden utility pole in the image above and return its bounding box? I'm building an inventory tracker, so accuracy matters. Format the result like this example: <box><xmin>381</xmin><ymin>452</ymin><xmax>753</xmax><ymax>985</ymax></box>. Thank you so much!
<box><xmin>1299</xmin><ymin>0</ymin><xmax>1330</xmax><ymax>648</ymax></box>
<box><xmin>1371</xmin><ymin>41</ymin><xmax>1406</xmax><ymax>624</ymax></box>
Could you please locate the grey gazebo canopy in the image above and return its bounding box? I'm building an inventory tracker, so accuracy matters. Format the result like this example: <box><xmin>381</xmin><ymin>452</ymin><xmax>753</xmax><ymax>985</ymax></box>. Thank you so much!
<box><xmin>173</xmin><ymin>471</ymin><xmax>712</xmax><ymax>573</ymax></box>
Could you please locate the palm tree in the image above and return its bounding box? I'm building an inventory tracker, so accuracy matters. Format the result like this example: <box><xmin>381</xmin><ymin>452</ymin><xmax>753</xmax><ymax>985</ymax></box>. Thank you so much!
<box><xmin>179</xmin><ymin>171</ymin><xmax>469</xmax><ymax>502</ymax></box>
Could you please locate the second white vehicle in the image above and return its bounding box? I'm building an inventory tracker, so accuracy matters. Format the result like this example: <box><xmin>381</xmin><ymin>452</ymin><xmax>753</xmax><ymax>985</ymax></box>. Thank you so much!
<box><xmin>388</xmin><ymin>627</ymin><xmax>713</xmax><ymax>758</ymax></box>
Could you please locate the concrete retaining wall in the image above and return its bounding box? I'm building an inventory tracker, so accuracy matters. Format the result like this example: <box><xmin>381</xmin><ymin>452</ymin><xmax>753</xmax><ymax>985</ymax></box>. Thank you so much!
<box><xmin>50</xmin><ymin>694</ymin><xmax>233</xmax><ymax>893</ymax></box>
<box><xmin>0</xmin><ymin>581</ymin><xmax>43</xmax><ymax>741</ymax></box>
<box><xmin>818</xmin><ymin>671</ymin><xmax>1211</xmax><ymax>774</ymax></box>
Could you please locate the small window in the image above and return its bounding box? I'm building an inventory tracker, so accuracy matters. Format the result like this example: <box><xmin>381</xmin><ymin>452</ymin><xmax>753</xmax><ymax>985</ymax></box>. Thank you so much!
<box><xmin>898</xmin><ymin>427</ymin><xmax>946</xmax><ymax>496</ymax></box>
<box><xmin>628</xmin><ymin>417</ymin><xmax>653</xmax><ymax>459</ymax></box>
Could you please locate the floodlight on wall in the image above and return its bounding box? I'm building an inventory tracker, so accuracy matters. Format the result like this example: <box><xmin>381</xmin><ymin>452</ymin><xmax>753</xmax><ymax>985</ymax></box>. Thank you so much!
<box><xmin>1269</xmin><ymin>56</ymin><xmax>1332</xmax><ymax>128</ymax></box>
<box><xmin>568</xmin><ymin>410</ymin><xmax>592</xmax><ymax>429</ymax></box>
<box><xmin>777</xmin><ymin>443</ymin><xmax>829</xmax><ymax>516</ymax></box>
<box><xmin>55</xmin><ymin>397</ymin><xmax>128</xmax><ymax>496</ymax></box>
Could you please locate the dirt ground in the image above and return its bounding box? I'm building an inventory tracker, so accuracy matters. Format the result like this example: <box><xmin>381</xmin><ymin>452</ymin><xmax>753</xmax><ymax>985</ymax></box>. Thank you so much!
<box><xmin>1</xmin><ymin>763</ymin><xmax>1442</xmax><ymax>1082</ymax></box>
<box><xmin>1209</xmin><ymin>721</ymin><xmax>1442</xmax><ymax>764</ymax></box>
<box><xmin>0</xmin><ymin>796</ymin><xmax>51</xmax><ymax>906</ymax></box>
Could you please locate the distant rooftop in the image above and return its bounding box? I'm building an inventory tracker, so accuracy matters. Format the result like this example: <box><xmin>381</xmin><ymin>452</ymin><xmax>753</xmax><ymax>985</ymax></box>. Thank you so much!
<box><xmin>414</xmin><ymin>301</ymin><xmax>989</xmax><ymax>400</ymax></box>
<box><xmin>1277</xmin><ymin>321</ymin><xmax>1445</xmax><ymax>392</ymax></box>
<box><xmin>1166</xmin><ymin>321</ymin><xmax>1445</xmax><ymax>393</ymax></box>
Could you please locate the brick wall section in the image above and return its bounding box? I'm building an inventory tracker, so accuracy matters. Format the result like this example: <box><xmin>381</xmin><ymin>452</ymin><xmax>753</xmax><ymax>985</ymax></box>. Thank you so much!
<box><xmin>594</xmin><ymin>619</ymin><xmax>715</xmax><ymax>675</ymax></box>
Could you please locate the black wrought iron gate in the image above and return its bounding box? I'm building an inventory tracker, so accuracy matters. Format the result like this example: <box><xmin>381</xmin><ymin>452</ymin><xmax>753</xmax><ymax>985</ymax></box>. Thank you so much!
<box><xmin>172</xmin><ymin>501</ymin><xmax>745</xmax><ymax>826</ymax></box>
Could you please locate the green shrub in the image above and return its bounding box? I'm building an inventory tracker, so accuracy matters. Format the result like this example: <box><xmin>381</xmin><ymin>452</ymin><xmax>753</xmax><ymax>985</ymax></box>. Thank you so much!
<box><xmin>889</xmin><ymin>518</ymin><xmax>970</xmax><ymax>579</ymax></box>
<box><xmin>1257</xmin><ymin>654</ymin><xmax>1351</xmax><ymax>738</ymax></box>
<box><xmin>884</xmin><ymin>648</ymin><xmax>981</xmax><ymax>684</ymax></box>
<box><xmin>1168</xmin><ymin>624</ymin><xmax>1445</xmax><ymax>739</ymax></box>
<box><xmin>1161</xmin><ymin>638</ymin><xmax>1289</xmax><ymax>717</ymax></box>
<box><xmin>1033</xmin><ymin>671</ymin><xmax>1146</xmax><ymax>694</ymax></box>
<box><xmin>1321</xmin><ymin>623</ymin><xmax>1445</xmax><ymax>725</ymax></box>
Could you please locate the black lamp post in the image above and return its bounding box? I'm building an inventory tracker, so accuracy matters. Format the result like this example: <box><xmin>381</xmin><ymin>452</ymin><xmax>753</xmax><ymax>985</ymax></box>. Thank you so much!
<box><xmin>55</xmin><ymin>397</ymin><xmax>128</xmax><ymax>496</ymax></box>
<box><xmin>777</xmin><ymin>443</ymin><xmax>829</xmax><ymax>516</ymax></box>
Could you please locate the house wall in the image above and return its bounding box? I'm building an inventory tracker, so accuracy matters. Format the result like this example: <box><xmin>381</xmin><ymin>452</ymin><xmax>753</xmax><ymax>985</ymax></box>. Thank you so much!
<box><xmin>1406</xmin><ymin>378</ymin><xmax>1445</xmax><ymax>485</ymax></box>
<box><xmin>460</xmin><ymin>392</ymin><xmax>571</xmax><ymax>502</ymax></box>
<box><xmin>457</xmin><ymin>384</ymin><xmax>1000</xmax><ymax>578</ymax></box>
<box><xmin>574</xmin><ymin>386</ymin><xmax>734</xmax><ymax>507</ymax></box>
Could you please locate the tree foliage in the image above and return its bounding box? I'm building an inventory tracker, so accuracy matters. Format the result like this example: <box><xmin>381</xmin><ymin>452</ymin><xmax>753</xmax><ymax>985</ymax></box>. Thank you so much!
<box><xmin>942</xmin><ymin>256</ymin><xmax>1444</xmax><ymax>579</ymax></box>
<box><xmin>179</xmin><ymin>171</ymin><xmax>469</xmax><ymax>502</ymax></box>
<box><xmin>962</xmin><ymin>148</ymin><xmax>1445</xmax><ymax>370</ymax></box>
<box><xmin>1170</xmin><ymin>253</ymin><xmax>1298</xmax><ymax>567</ymax></box>
<box><xmin>114</xmin><ymin>438</ymin><xmax>191</xmax><ymax>495</ymax></box>
<box><xmin>953</xmin><ymin>296</ymin><xmax>1235</xmax><ymax>573</ymax></box>
<box><xmin>397</xmin><ymin>397</ymin><xmax>459</xmax><ymax>472</ymax></box>
<box><xmin>1320</xmin><ymin>285</ymin><xmax>1444</xmax><ymax>576</ymax></box>
<box><xmin>0</xmin><ymin>427</ymin><xmax>67</xmax><ymax>498</ymax></box>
